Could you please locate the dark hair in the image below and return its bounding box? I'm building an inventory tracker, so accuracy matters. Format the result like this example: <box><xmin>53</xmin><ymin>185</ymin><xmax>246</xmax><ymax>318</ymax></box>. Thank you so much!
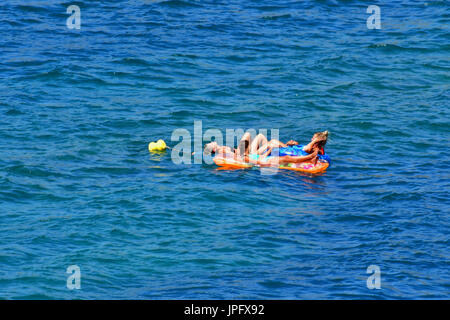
<box><xmin>238</xmin><ymin>139</ymin><xmax>250</xmax><ymax>156</ymax></box>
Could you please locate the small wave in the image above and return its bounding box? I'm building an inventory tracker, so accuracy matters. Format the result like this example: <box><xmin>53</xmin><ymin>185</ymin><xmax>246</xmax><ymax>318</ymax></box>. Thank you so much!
<box><xmin>214</xmin><ymin>109</ymin><xmax>278</xmax><ymax>120</ymax></box>
<box><xmin>158</xmin><ymin>0</ymin><xmax>203</xmax><ymax>8</ymax></box>
<box><xmin>368</xmin><ymin>43</ymin><xmax>432</xmax><ymax>53</ymax></box>
<box><xmin>237</xmin><ymin>80</ymin><xmax>265</xmax><ymax>89</ymax></box>
<box><xmin>4</xmin><ymin>58</ymin><xmax>56</xmax><ymax>67</ymax></box>
<box><xmin>112</xmin><ymin>57</ymin><xmax>152</xmax><ymax>67</ymax></box>
<box><xmin>248</xmin><ymin>5</ymin><xmax>287</xmax><ymax>12</ymax></box>
<box><xmin>319</xmin><ymin>55</ymin><xmax>344</xmax><ymax>64</ymax></box>
<box><xmin>328</xmin><ymin>82</ymin><xmax>355</xmax><ymax>91</ymax></box>
<box><xmin>168</xmin><ymin>110</ymin><xmax>194</xmax><ymax>118</ymax></box>
<box><xmin>72</xmin><ymin>74</ymin><xmax>110</xmax><ymax>86</ymax></box>
<box><xmin>139</xmin><ymin>119</ymin><xmax>164</xmax><ymax>127</ymax></box>
<box><xmin>19</xmin><ymin>18</ymin><xmax>42</xmax><ymax>24</ymax></box>
<box><xmin>224</xmin><ymin>55</ymin><xmax>256</xmax><ymax>62</ymax></box>
<box><xmin>5</xmin><ymin>165</ymin><xmax>65</xmax><ymax>179</ymax></box>
<box><xmin>422</xmin><ymin>62</ymin><xmax>450</xmax><ymax>71</ymax></box>
<box><xmin>16</xmin><ymin>5</ymin><xmax>47</xmax><ymax>13</ymax></box>
<box><xmin>261</xmin><ymin>13</ymin><xmax>292</xmax><ymax>20</ymax></box>
<box><xmin>425</xmin><ymin>1</ymin><xmax>449</xmax><ymax>7</ymax></box>
<box><xmin>1</xmin><ymin>20</ymin><xmax>23</xmax><ymax>27</ymax></box>
<box><xmin>175</xmin><ymin>98</ymin><xmax>221</xmax><ymax>107</ymax></box>
<box><xmin>18</xmin><ymin>67</ymin><xmax>65</xmax><ymax>81</ymax></box>
<box><xmin>203</xmin><ymin>88</ymin><xmax>232</xmax><ymax>97</ymax></box>
<box><xmin>196</xmin><ymin>23</ymin><xmax>229</xmax><ymax>32</ymax></box>
<box><xmin>12</xmin><ymin>293</ymin><xmax>56</xmax><ymax>299</ymax></box>
<box><xmin>101</xmin><ymin>119</ymin><xmax>140</xmax><ymax>129</ymax></box>
<box><xmin>5</xmin><ymin>109</ymin><xmax>24</xmax><ymax>116</ymax></box>
<box><xmin>171</xmin><ymin>53</ymin><xmax>199</xmax><ymax>59</ymax></box>
<box><xmin>74</xmin><ymin>166</ymin><xmax>140</xmax><ymax>176</ymax></box>
<box><xmin>259</xmin><ymin>279</ymin><xmax>292</xmax><ymax>289</ymax></box>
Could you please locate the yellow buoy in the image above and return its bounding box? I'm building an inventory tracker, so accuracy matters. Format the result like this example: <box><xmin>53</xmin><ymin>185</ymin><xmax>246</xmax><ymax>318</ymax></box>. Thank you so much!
<box><xmin>148</xmin><ymin>139</ymin><xmax>167</xmax><ymax>152</ymax></box>
<box><xmin>156</xmin><ymin>139</ymin><xmax>166</xmax><ymax>149</ymax></box>
<box><xmin>148</xmin><ymin>142</ymin><xmax>157</xmax><ymax>151</ymax></box>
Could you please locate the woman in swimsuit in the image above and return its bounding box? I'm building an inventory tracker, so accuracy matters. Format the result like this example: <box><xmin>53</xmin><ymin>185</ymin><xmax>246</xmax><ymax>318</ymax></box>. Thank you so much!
<box><xmin>202</xmin><ymin>130</ymin><xmax>329</xmax><ymax>165</ymax></box>
<box><xmin>248</xmin><ymin>131</ymin><xmax>329</xmax><ymax>165</ymax></box>
<box><xmin>202</xmin><ymin>132</ymin><xmax>253</xmax><ymax>160</ymax></box>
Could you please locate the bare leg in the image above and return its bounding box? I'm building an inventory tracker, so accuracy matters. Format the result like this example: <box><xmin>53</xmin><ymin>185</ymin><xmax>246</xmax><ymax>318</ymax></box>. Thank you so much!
<box><xmin>268</xmin><ymin>139</ymin><xmax>287</xmax><ymax>148</ymax></box>
<box><xmin>250</xmin><ymin>133</ymin><xmax>270</xmax><ymax>155</ymax></box>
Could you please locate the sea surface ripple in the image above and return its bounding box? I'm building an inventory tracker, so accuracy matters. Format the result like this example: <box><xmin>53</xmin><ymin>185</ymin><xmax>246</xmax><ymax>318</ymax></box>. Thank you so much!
<box><xmin>0</xmin><ymin>0</ymin><xmax>449</xmax><ymax>299</ymax></box>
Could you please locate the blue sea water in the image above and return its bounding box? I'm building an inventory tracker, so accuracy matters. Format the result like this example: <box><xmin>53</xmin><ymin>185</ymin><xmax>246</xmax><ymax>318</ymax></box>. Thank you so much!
<box><xmin>0</xmin><ymin>0</ymin><xmax>449</xmax><ymax>299</ymax></box>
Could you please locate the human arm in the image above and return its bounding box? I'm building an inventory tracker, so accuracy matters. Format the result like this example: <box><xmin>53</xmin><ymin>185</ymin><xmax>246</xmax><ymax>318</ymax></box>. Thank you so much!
<box><xmin>259</xmin><ymin>146</ymin><xmax>273</xmax><ymax>159</ymax></box>
<box><xmin>268</xmin><ymin>139</ymin><xmax>287</xmax><ymax>148</ymax></box>
<box><xmin>302</xmin><ymin>138</ymin><xmax>320</xmax><ymax>153</ymax></box>
<box><xmin>276</xmin><ymin>149</ymin><xmax>319</xmax><ymax>164</ymax></box>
